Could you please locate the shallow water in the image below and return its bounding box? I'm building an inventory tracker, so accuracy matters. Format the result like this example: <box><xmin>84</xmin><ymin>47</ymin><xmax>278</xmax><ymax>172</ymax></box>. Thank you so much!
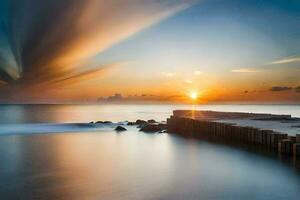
<box><xmin>0</xmin><ymin>104</ymin><xmax>300</xmax><ymax>199</ymax></box>
<box><xmin>0</xmin><ymin>127</ymin><xmax>299</xmax><ymax>200</ymax></box>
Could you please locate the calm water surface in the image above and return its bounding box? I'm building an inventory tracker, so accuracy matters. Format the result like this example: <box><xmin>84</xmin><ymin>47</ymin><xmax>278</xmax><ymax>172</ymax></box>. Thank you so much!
<box><xmin>0</xmin><ymin>104</ymin><xmax>300</xmax><ymax>123</ymax></box>
<box><xmin>0</xmin><ymin>104</ymin><xmax>299</xmax><ymax>199</ymax></box>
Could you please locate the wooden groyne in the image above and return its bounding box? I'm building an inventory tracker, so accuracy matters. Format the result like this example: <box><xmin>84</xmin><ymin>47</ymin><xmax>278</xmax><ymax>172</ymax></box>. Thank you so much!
<box><xmin>167</xmin><ymin>110</ymin><xmax>300</xmax><ymax>158</ymax></box>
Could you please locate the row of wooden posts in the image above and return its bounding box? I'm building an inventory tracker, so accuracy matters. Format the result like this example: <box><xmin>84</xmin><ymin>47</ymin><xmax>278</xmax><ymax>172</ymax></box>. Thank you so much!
<box><xmin>167</xmin><ymin>116</ymin><xmax>300</xmax><ymax>157</ymax></box>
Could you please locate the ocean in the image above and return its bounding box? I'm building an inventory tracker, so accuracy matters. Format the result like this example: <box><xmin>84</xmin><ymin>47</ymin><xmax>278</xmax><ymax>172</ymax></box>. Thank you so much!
<box><xmin>1</xmin><ymin>104</ymin><xmax>300</xmax><ymax>124</ymax></box>
<box><xmin>0</xmin><ymin>104</ymin><xmax>299</xmax><ymax>199</ymax></box>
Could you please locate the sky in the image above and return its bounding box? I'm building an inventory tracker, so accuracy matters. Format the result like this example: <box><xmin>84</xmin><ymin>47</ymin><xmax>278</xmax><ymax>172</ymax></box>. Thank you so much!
<box><xmin>0</xmin><ymin>0</ymin><xmax>299</xmax><ymax>104</ymax></box>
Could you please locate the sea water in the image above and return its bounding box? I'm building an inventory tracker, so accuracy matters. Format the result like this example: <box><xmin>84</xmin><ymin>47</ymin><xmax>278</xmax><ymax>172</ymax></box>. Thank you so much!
<box><xmin>0</xmin><ymin>104</ymin><xmax>299</xmax><ymax>199</ymax></box>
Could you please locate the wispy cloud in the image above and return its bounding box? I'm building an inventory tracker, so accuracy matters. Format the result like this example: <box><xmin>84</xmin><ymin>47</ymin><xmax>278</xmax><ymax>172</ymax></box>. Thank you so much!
<box><xmin>231</xmin><ymin>68</ymin><xmax>260</xmax><ymax>73</ymax></box>
<box><xmin>163</xmin><ymin>72</ymin><xmax>177</xmax><ymax>77</ymax></box>
<box><xmin>268</xmin><ymin>56</ymin><xmax>300</xmax><ymax>65</ymax></box>
<box><xmin>194</xmin><ymin>70</ymin><xmax>203</xmax><ymax>75</ymax></box>
<box><xmin>184</xmin><ymin>79</ymin><xmax>193</xmax><ymax>84</ymax></box>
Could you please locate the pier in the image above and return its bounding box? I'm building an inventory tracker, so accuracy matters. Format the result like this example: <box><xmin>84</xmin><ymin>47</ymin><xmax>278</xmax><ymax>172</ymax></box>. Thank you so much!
<box><xmin>167</xmin><ymin>110</ymin><xmax>300</xmax><ymax>158</ymax></box>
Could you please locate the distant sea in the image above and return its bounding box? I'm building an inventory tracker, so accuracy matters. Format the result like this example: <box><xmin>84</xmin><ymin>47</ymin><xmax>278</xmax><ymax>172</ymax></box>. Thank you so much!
<box><xmin>0</xmin><ymin>104</ymin><xmax>299</xmax><ymax>199</ymax></box>
<box><xmin>0</xmin><ymin>104</ymin><xmax>300</xmax><ymax>124</ymax></box>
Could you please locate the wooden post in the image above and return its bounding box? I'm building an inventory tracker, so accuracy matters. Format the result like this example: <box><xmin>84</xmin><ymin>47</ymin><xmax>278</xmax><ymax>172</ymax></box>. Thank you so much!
<box><xmin>271</xmin><ymin>133</ymin><xmax>276</xmax><ymax>150</ymax></box>
<box><xmin>240</xmin><ymin>127</ymin><xmax>246</xmax><ymax>144</ymax></box>
<box><xmin>293</xmin><ymin>143</ymin><xmax>300</xmax><ymax>157</ymax></box>
<box><xmin>257</xmin><ymin>130</ymin><xmax>263</xmax><ymax>145</ymax></box>
<box><xmin>238</xmin><ymin>126</ymin><xmax>243</xmax><ymax>143</ymax></box>
<box><xmin>266</xmin><ymin>131</ymin><xmax>273</xmax><ymax>149</ymax></box>
<box><xmin>247</xmin><ymin>127</ymin><xmax>252</xmax><ymax>145</ymax></box>
<box><xmin>280</xmin><ymin>139</ymin><xmax>293</xmax><ymax>154</ymax></box>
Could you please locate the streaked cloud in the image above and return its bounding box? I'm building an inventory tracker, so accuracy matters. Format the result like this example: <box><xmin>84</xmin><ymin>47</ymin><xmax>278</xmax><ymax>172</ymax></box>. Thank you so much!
<box><xmin>268</xmin><ymin>56</ymin><xmax>300</xmax><ymax>65</ymax></box>
<box><xmin>231</xmin><ymin>68</ymin><xmax>260</xmax><ymax>73</ymax></box>
<box><xmin>0</xmin><ymin>0</ymin><xmax>194</xmax><ymax>84</ymax></box>
<box><xmin>53</xmin><ymin>62</ymin><xmax>127</xmax><ymax>87</ymax></box>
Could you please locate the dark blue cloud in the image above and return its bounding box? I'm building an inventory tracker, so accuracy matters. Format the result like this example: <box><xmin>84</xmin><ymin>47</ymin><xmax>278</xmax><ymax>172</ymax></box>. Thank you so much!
<box><xmin>270</xmin><ymin>86</ymin><xmax>293</xmax><ymax>92</ymax></box>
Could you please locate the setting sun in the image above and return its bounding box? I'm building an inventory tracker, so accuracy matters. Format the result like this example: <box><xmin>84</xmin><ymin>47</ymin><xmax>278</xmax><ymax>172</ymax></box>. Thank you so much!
<box><xmin>190</xmin><ymin>92</ymin><xmax>198</xmax><ymax>100</ymax></box>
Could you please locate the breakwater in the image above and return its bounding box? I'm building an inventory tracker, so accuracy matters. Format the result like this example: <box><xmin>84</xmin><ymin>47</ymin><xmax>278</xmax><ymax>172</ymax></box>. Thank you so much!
<box><xmin>167</xmin><ymin>110</ymin><xmax>300</xmax><ymax>158</ymax></box>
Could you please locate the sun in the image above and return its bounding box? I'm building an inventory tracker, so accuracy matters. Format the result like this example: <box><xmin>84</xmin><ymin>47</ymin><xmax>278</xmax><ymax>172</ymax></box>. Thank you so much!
<box><xmin>190</xmin><ymin>91</ymin><xmax>198</xmax><ymax>100</ymax></box>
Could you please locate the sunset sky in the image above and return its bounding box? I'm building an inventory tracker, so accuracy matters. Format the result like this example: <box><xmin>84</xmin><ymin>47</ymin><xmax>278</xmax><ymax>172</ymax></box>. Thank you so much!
<box><xmin>0</xmin><ymin>0</ymin><xmax>300</xmax><ymax>104</ymax></box>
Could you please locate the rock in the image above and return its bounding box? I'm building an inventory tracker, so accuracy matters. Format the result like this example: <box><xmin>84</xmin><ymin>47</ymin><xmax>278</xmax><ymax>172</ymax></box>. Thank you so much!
<box><xmin>137</xmin><ymin>123</ymin><xmax>148</xmax><ymax>129</ymax></box>
<box><xmin>136</xmin><ymin>119</ymin><xmax>147</xmax><ymax>125</ymax></box>
<box><xmin>115</xmin><ymin>126</ymin><xmax>127</xmax><ymax>132</ymax></box>
<box><xmin>136</xmin><ymin>120</ymin><xmax>148</xmax><ymax>128</ymax></box>
<box><xmin>139</xmin><ymin>124</ymin><xmax>162</xmax><ymax>133</ymax></box>
<box><xmin>159</xmin><ymin>130</ymin><xmax>167</xmax><ymax>133</ymax></box>
<box><xmin>147</xmin><ymin>119</ymin><xmax>156</xmax><ymax>123</ymax></box>
<box><xmin>96</xmin><ymin>121</ymin><xmax>112</xmax><ymax>124</ymax></box>
<box><xmin>158</xmin><ymin>123</ymin><xmax>167</xmax><ymax>130</ymax></box>
<box><xmin>127</xmin><ymin>122</ymin><xmax>136</xmax><ymax>125</ymax></box>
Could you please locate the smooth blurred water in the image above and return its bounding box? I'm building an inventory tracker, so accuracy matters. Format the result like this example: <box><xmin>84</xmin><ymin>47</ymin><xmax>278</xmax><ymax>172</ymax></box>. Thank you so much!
<box><xmin>0</xmin><ymin>104</ymin><xmax>300</xmax><ymax>199</ymax></box>
<box><xmin>0</xmin><ymin>127</ymin><xmax>299</xmax><ymax>200</ymax></box>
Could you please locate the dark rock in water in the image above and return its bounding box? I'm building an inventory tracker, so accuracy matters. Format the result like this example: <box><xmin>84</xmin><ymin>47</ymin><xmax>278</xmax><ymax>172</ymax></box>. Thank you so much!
<box><xmin>147</xmin><ymin>119</ymin><xmax>156</xmax><ymax>123</ymax></box>
<box><xmin>136</xmin><ymin>120</ymin><xmax>148</xmax><ymax>128</ymax></box>
<box><xmin>115</xmin><ymin>126</ymin><xmax>127</xmax><ymax>132</ymax></box>
<box><xmin>159</xmin><ymin>130</ymin><xmax>167</xmax><ymax>133</ymax></box>
<box><xmin>139</xmin><ymin>124</ymin><xmax>162</xmax><ymax>133</ymax></box>
<box><xmin>136</xmin><ymin>119</ymin><xmax>147</xmax><ymax>125</ymax></box>
<box><xmin>90</xmin><ymin>121</ymin><xmax>94</xmax><ymax>124</ymax></box>
<box><xmin>127</xmin><ymin>122</ymin><xmax>136</xmax><ymax>125</ymax></box>
<box><xmin>137</xmin><ymin>123</ymin><xmax>148</xmax><ymax>129</ymax></box>
<box><xmin>96</xmin><ymin>121</ymin><xmax>112</xmax><ymax>124</ymax></box>
<box><xmin>158</xmin><ymin>123</ymin><xmax>167</xmax><ymax>130</ymax></box>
